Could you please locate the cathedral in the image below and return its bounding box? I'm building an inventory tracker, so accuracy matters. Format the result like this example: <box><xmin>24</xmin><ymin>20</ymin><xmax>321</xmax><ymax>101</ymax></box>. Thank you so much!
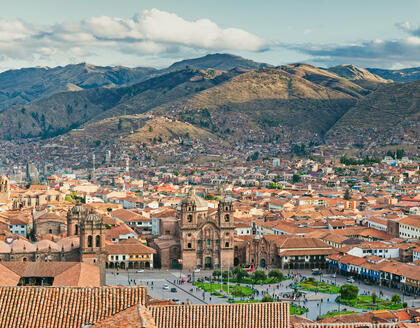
<box><xmin>0</xmin><ymin>203</ymin><xmax>107</xmax><ymax>285</ymax></box>
<box><xmin>154</xmin><ymin>188</ymin><xmax>235</xmax><ymax>270</ymax></box>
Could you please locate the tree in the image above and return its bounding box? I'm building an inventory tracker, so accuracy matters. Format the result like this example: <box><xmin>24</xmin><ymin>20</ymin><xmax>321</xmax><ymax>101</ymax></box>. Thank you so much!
<box><xmin>292</xmin><ymin>174</ymin><xmax>301</xmax><ymax>184</ymax></box>
<box><xmin>118</xmin><ymin>118</ymin><xmax>122</xmax><ymax>130</ymax></box>
<box><xmin>262</xmin><ymin>294</ymin><xmax>274</xmax><ymax>302</ymax></box>
<box><xmin>148</xmin><ymin>126</ymin><xmax>153</xmax><ymax>132</ymax></box>
<box><xmin>233</xmin><ymin>267</ymin><xmax>248</xmax><ymax>282</ymax></box>
<box><xmin>372</xmin><ymin>291</ymin><xmax>377</xmax><ymax>305</ymax></box>
<box><xmin>268</xmin><ymin>269</ymin><xmax>283</xmax><ymax>281</ymax></box>
<box><xmin>344</xmin><ymin>189</ymin><xmax>351</xmax><ymax>200</ymax></box>
<box><xmin>222</xmin><ymin>270</ymin><xmax>230</xmax><ymax>279</ymax></box>
<box><xmin>391</xmin><ymin>294</ymin><xmax>401</xmax><ymax>304</ymax></box>
<box><xmin>252</xmin><ymin>270</ymin><xmax>267</xmax><ymax>283</ymax></box>
<box><xmin>212</xmin><ymin>270</ymin><xmax>221</xmax><ymax>279</ymax></box>
<box><xmin>339</xmin><ymin>284</ymin><xmax>359</xmax><ymax>300</ymax></box>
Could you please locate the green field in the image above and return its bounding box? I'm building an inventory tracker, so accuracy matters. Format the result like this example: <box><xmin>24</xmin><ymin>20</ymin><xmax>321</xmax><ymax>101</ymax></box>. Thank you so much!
<box><xmin>227</xmin><ymin>300</ymin><xmax>307</xmax><ymax>315</ymax></box>
<box><xmin>297</xmin><ymin>280</ymin><xmax>340</xmax><ymax>294</ymax></box>
<box><xmin>193</xmin><ymin>282</ymin><xmax>253</xmax><ymax>297</ymax></box>
<box><xmin>320</xmin><ymin>311</ymin><xmax>357</xmax><ymax>319</ymax></box>
<box><xmin>337</xmin><ymin>295</ymin><xmax>403</xmax><ymax>310</ymax></box>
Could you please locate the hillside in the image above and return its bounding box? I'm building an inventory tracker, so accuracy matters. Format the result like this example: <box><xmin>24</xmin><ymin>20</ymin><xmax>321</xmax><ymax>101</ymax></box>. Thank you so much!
<box><xmin>163</xmin><ymin>53</ymin><xmax>270</xmax><ymax>72</ymax></box>
<box><xmin>154</xmin><ymin>67</ymin><xmax>357</xmax><ymax>135</ymax></box>
<box><xmin>0</xmin><ymin>68</ymin><xmax>243</xmax><ymax>139</ymax></box>
<box><xmin>0</xmin><ymin>63</ymin><xmax>156</xmax><ymax>111</ymax></box>
<box><xmin>367</xmin><ymin>67</ymin><xmax>420</xmax><ymax>82</ymax></box>
<box><xmin>328</xmin><ymin>64</ymin><xmax>389</xmax><ymax>89</ymax></box>
<box><xmin>126</xmin><ymin>117</ymin><xmax>215</xmax><ymax>144</ymax></box>
<box><xmin>330</xmin><ymin>80</ymin><xmax>420</xmax><ymax>130</ymax></box>
<box><xmin>279</xmin><ymin>63</ymin><xmax>368</xmax><ymax>97</ymax></box>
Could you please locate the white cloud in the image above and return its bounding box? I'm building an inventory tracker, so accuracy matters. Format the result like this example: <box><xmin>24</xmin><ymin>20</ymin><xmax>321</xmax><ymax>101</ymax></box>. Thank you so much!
<box><xmin>0</xmin><ymin>9</ymin><xmax>269</xmax><ymax>65</ymax></box>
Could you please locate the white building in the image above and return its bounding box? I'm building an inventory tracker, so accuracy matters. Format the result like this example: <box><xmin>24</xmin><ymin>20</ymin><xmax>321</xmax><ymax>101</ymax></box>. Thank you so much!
<box><xmin>399</xmin><ymin>216</ymin><xmax>420</xmax><ymax>239</ymax></box>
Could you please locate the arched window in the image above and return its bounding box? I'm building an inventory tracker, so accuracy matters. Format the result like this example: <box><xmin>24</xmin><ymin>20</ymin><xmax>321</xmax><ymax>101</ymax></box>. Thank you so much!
<box><xmin>224</xmin><ymin>214</ymin><xmax>230</xmax><ymax>222</ymax></box>
<box><xmin>225</xmin><ymin>206</ymin><xmax>229</xmax><ymax>211</ymax></box>
<box><xmin>75</xmin><ymin>224</ymin><xmax>79</xmax><ymax>235</ymax></box>
<box><xmin>95</xmin><ymin>235</ymin><xmax>101</xmax><ymax>247</ymax></box>
<box><xmin>88</xmin><ymin>235</ymin><xmax>93</xmax><ymax>247</ymax></box>
<box><xmin>225</xmin><ymin>242</ymin><xmax>230</xmax><ymax>248</ymax></box>
<box><xmin>187</xmin><ymin>214</ymin><xmax>193</xmax><ymax>222</ymax></box>
<box><xmin>187</xmin><ymin>242</ymin><xmax>192</xmax><ymax>249</ymax></box>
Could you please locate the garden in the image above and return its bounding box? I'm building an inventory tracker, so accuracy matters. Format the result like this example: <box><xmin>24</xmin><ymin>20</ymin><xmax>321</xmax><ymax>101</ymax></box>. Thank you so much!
<box><xmin>193</xmin><ymin>281</ymin><xmax>253</xmax><ymax>298</ymax></box>
<box><xmin>212</xmin><ymin>268</ymin><xmax>288</xmax><ymax>285</ymax></box>
<box><xmin>337</xmin><ymin>284</ymin><xmax>405</xmax><ymax>310</ymax></box>
<box><xmin>297</xmin><ymin>277</ymin><xmax>340</xmax><ymax>294</ymax></box>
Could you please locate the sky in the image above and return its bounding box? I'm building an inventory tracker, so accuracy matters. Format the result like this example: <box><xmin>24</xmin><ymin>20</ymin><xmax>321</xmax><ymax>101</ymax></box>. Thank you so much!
<box><xmin>1</xmin><ymin>0</ymin><xmax>420</xmax><ymax>71</ymax></box>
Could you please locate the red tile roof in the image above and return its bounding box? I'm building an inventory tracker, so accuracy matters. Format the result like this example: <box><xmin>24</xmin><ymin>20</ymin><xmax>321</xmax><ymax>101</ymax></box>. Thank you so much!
<box><xmin>0</xmin><ymin>286</ymin><xmax>146</xmax><ymax>328</ymax></box>
<box><xmin>150</xmin><ymin>302</ymin><xmax>290</xmax><ymax>328</ymax></box>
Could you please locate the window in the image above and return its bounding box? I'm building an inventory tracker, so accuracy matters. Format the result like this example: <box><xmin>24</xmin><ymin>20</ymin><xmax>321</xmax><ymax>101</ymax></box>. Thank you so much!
<box><xmin>87</xmin><ymin>235</ymin><xmax>93</xmax><ymax>247</ymax></box>
<box><xmin>225</xmin><ymin>232</ymin><xmax>230</xmax><ymax>236</ymax></box>
<box><xmin>49</xmin><ymin>229</ymin><xmax>52</xmax><ymax>234</ymax></box>
<box><xmin>116</xmin><ymin>256</ymin><xmax>119</xmax><ymax>260</ymax></box>
<box><xmin>187</xmin><ymin>243</ymin><xmax>192</xmax><ymax>249</ymax></box>
<box><xmin>225</xmin><ymin>206</ymin><xmax>229</xmax><ymax>211</ymax></box>
<box><xmin>216</xmin><ymin>239</ymin><xmax>219</xmax><ymax>244</ymax></box>
<box><xmin>197</xmin><ymin>240</ymin><xmax>201</xmax><ymax>245</ymax></box>
<box><xmin>188</xmin><ymin>233</ymin><xmax>192</xmax><ymax>237</ymax></box>
<box><xmin>206</xmin><ymin>239</ymin><xmax>210</xmax><ymax>246</ymax></box>
<box><xmin>96</xmin><ymin>235</ymin><xmax>101</xmax><ymax>247</ymax></box>
<box><xmin>225</xmin><ymin>242</ymin><xmax>230</xmax><ymax>248</ymax></box>
<box><xmin>187</xmin><ymin>215</ymin><xmax>193</xmax><ymax>222</ymax></box>
<box><xmin>224</xmin><ymin>214</ymin><xmax>230</xmax><ymax>222</ymax></box>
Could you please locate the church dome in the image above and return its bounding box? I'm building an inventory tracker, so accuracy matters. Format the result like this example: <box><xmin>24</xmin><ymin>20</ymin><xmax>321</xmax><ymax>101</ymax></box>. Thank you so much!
<box><xmin>71</xmin><ymin>203</ymin><xmax>86</xmax><ymax>215</ymax></box>
<box><xmin>180</xmin><ymin>188</ymin><xmax>208</xmax><ymax>211</ymax></box>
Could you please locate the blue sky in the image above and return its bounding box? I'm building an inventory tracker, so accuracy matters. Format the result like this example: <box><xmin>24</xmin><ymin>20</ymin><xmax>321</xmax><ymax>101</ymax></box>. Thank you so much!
<box><xmin>1</xmin><ymin>0</ymin><xmax>420</xmax><ymax>70</ymax></box>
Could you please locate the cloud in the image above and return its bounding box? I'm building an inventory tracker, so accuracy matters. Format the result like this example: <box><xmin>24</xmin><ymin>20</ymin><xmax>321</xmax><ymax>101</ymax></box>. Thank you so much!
<box><xmin>286</xmin><ymin>28</ymin><xmax>420</xmax><ymax>68</ymax></box>
<box><xmin>0</xmin><ymin>9</ymin><xmax>269</xmax><ymax>65</ymax></box>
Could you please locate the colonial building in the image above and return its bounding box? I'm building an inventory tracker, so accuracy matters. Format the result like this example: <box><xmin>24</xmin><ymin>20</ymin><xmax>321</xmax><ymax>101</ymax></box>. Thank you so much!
<box><xmin>153</xmin><ymin>189</ymin><xmax>235</xmax><ymax>270</ymax></box>
<box><xmin>0</xmin><ymin>203</ymin><xmax>107</xmax><ymax>285</ymax></box>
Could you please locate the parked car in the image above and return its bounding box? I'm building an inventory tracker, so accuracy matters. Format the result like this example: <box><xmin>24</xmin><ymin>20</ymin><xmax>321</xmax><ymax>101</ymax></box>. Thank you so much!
<box><xmin>194</xmin><ymin>268</ymin><xmax>201</xmax><ymax>273</ymax></box>
<box><xmin>364</xmin><ymin>280</ymin><xmax>372</xmax><ymax>285</ymax></box>
<box><xmin>331</xmin><ymin>274</ymin><xmax>336</xmax><ymax>278</ymax></box>
<box><xmin>171</xmin><ymin>298</ymin><xmax>180</xmax><ymax>303</ymax></box>
<box><xmin>346</xmin><ymin>277</ymin><xmax>355</xmax><ymax>283</ymax></box>
<box><xmin>136</xmin><ymin>269</ymin><xmax>144</xmax><ymax>273</ymax></box>
<box><xmin>171</xmin><ymin>287</ymin><xmax>177</xmax><ymax>293</ymax></box>
<box><xmin>163</xmin><ymin>284</ymin><xmax>169</xmax><ymax>290</ymax></box>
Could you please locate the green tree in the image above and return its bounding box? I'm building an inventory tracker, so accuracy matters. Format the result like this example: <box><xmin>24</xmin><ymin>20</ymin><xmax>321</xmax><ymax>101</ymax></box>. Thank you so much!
<box><xmin>118</xmin><ymin>118</ymin><xmax>123</xmax><ymax>130</ymax></box>
<box><xmin>391</xmin><ymin>294</ymin><xmax>401</xmax><ymax>304</ymax></box>
<box><xmin>222</xmin><ymin>270</ymin><xmax>230</xmax><ymax>279</ymax></box>
<box><xmin>396</xmin><ymin>149</ymin><xmax>405</xmax><ymax>159</ymax></box>
<box><xmin>212</xmin><ymin>270</ymin><xmax>221</xmax><ymax>279</ymax></box>
<box><xmin>339</xmin><ymin>284</ymin><xmax>359</xmax><ymax>300</ymax></box>
<box><xmin>372</xmin><ymin>291</ymin><xmax>377</xmax><ymax>305</ymax></box>
<box><xmin>262</xmin><ymin>294</ymin><xmax>274</xmax><ymax>302</ymax></box>
<box><xmin>268</xmin><ymin>269</ymin><xmax>283</xmax><ymax>281</ymax></box>
<box><xmin>344</xmin><ymin>189</ymin><xmax>351</xmax><ymax>200</ymax></box>
<box><xmin>148</xmin><ymin>126</ymin><xmax>153</xmax><ymax>132</ymax></box>
<box><xmin>292</xmin><ymin>174</ymin><xmax>301</xmax><ymax>184</ymax></box>
<box><xmin>251</xmin><ymin>270</ymin><xmax>267</xmax><ymax>283</ymax></box>
<box><xmin>233</xmin><ymin>267</ymin><xmax>248</xmax><ymax>282</ymax></box>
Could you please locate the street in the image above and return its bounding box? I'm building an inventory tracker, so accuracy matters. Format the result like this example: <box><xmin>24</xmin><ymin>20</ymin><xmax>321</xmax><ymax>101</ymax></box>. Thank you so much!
<box><xmin>106</xmin><ymin>268</ymin><xmax>420</xmax><ymax>321</ymax></box>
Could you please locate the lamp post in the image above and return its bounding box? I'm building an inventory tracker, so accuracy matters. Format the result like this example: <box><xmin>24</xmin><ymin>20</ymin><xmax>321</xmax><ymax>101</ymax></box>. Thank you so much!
<box><xmin>178</xmin><ymin>258</ymin><xmax>183</xmax><ymax>279</ymax></box>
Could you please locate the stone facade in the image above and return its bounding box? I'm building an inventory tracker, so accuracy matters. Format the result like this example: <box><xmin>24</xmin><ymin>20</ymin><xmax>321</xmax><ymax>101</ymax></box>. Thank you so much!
<box><xmin>0</xmin><ymin>204</ymin><xmax>107</xmax><ymax>285</ymax></box>
<box><xmin>0</xmin><ymin>175</ymin><xmax>10</xmax><ymax>202</ymax></box>
<box><xmin>153</xmin><ymin>189</ymin><xmax>235</xmax><ymax>270</ymax></box>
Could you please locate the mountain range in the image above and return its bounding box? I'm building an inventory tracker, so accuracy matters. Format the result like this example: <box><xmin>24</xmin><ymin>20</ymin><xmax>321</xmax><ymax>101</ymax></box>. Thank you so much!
<box><xmin>0</xmin><ymin>54</ymin><xmax>419</xmax><ymax>146</ymax></box>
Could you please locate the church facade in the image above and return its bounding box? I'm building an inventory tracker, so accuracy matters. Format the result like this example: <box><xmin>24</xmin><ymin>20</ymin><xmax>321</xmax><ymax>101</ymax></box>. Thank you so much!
<box><xmin>0</xmin><ymin>203</ymin><xmax>107</xmax><ymax>285</ymax></box>
<box><xmin>154</xmin><ymin>189</ymin><xmax>236</xmax><ymax>270</ymax></box>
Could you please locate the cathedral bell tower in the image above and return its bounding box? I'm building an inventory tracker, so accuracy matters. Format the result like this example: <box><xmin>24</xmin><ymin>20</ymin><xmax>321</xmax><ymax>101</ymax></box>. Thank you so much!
<box><xmin>0</xmin><ymin>175</ymin><xmax>10</xmax><ymax>202</ymax></box>
<box><xmin>66</xmin><ymin>203</ymin><xmax>85</xmax><ymax>237</ymax></box>
<box><xmin>79</xmin><ymin>207</ymin><xmax>107</xmax><ymax>285</ymax></box>
<box><xmin>218</xmin><ymin>196</ymin><xmax>235</xmax><ymax>270</ymax></box>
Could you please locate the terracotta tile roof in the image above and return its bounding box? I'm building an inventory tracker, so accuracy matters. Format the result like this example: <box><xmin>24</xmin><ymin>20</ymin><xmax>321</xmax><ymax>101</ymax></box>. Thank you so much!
<box><xmin>0</xmin><ymin>262</ymin><xmax>101</xmax><ymax>287</ymax></box>
<box><xmin>106</xmin><ymin>238</ymin><xmax>156</xmax><ymax>255</ymax></box>
<box><xmin>150</xmin><ymin>302</ymin><xmax>290</xmax><ymax>328</ymax></box>
<box><xmin>90</xmin><ymin>304</ymin><xmax>157</xmax><ymax>328</ymax></box>
<box><xmin>0</xmin><ymin>286</ymin><xmax>146</xmax><ymax>328</ymax></box>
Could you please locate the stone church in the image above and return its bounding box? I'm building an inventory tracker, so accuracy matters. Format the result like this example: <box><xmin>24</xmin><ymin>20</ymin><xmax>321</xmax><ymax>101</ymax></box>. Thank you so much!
<box><xmin>0</xmin><ymin>203</ymin><xmax>107</xmax><ymax>285</ymax></box>
<box><xmin>154</xmin><ymin>189</ymin><xmax>235</xmax><ymax>270</ymax></box>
